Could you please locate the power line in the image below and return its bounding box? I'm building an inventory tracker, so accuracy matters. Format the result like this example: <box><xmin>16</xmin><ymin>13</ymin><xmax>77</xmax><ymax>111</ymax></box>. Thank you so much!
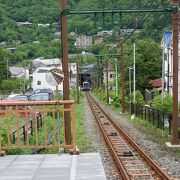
<box><xmin>120</xmin><ymin>0</ymin><xmax>172</xmax><ymax>45</ymax></box>
<box><xmin>120</xmin><ymin>0</ymin><xmax>156</xmax><ymax>45</ymax></box>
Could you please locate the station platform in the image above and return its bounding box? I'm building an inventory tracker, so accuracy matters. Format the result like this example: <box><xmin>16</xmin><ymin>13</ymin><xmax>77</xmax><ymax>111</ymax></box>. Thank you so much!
<box><xmin>0</xmin><ymin>153</ymin><xmax>106</xmax><ymax>180</ymax></box>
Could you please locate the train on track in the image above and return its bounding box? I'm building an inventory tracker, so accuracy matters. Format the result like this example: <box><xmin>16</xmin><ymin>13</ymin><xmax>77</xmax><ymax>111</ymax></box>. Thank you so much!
<box><xmin>82</xmin><ymin>81</ymin><xmax>90</xmax><ymax>91</ymax></box>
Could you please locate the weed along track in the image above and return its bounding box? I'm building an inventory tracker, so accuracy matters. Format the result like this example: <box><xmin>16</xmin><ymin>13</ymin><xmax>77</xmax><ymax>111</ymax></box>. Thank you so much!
<box><xmin>86</xmin><ymin>92</ymin><xmax>174</xmax><ymax>180</ymax></box>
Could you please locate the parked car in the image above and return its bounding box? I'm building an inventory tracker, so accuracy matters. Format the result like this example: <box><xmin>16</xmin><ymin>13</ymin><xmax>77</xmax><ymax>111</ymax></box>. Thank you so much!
<box><xmin>10</xmin><ymin>95</ymin><xmax>29</xmax><ymax>101</ymax></box>
<box><xmin>33</xmin><ymin>88</ymin><xmax>53</xmax><ymax>100</ymax></box>
<box><xmin>30</xmin><ymin>93</ymin><xmax>50</xmax><ymax>101</ymax></box>
<box><xmin>6</xmin><ymin>94</ymin><xmax>20</xmax><ymax>100</ymax></box>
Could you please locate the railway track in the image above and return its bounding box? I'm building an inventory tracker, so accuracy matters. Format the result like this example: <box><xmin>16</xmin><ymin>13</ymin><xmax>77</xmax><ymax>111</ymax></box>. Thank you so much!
<box><xmin>86</xmin><ymin>92</ymin><xmax>174</xmax><ymax>180</ymax></box>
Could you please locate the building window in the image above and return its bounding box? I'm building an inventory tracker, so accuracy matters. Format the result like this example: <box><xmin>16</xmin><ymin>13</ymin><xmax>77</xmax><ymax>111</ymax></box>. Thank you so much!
<box><xmin>110</xmin><ymin>74</ymin><xmax>113</xmax><ymax>78</ymax></box>
<box><xmin>37</xmin><ymin>81</ymin><xmax>41</xmax><ymax>85</ymax></box>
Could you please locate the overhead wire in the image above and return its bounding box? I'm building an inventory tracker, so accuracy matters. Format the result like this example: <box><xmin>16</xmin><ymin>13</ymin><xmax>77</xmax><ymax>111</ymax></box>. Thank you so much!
<box><xmin>128</xmin><ymin>0</ymin><xmax>172</xmax><ymax>54</ymax></box>
<box><xmin>120</xmin><ymin>0</ymin><xmax>172</xmax><ymax>45</ymax></box>
<box><xmin>120</xmin><ymin>0</ymin><xmax>155</xmax><ymax>45</ymax></box>
<box><xmin>125</xmin><ymin>0</ymin><xmax>176</xmax><ymax>95</ymax></box>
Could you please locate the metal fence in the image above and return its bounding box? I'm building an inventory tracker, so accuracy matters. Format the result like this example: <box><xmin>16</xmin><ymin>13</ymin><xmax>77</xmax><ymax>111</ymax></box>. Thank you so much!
<box><xmin>127</xmin><ymin>103</ymin><xmax>172</xmax><ymax>134</ymax></box>
<box><xmin>0</xmin><ymin>100</ymin><xmax>77</xmax><ymax>155</ymax></box>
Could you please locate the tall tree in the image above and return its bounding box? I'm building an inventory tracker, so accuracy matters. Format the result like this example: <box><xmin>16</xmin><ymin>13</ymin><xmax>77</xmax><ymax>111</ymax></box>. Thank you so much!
<box><xmin>0</xmin><ymin>48</ymin><xmax>10</xmax><ymax>80</ymax></box>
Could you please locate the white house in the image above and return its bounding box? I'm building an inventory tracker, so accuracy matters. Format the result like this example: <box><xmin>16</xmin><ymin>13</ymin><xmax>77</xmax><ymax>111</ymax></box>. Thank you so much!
<box><xmin>161</xmin><ymin>30</ymin><xmax>180</xmax><ymax>101</ymax></box>
<box><xmin>32</xmin><ymin>66</ymin><xmax>63</xmax><ymax>92</ymax></box>
<box><xmin>32</xmin><ymin>57</ymin><xmax>61</xmax><ymax>68</ymax></box>
<box><xmin>32</xmin><ymin>62</ymin><xmax>77</xmax><ymax>92</ymax></box>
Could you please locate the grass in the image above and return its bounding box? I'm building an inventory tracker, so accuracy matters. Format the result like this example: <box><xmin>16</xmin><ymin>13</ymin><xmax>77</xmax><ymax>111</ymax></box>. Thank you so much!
<box><xmin>44</xmin><ymin>97</ymin><xmax>93</xmax><ymax>154</ymax></box>
<box><xmin>75</xmin><ymin>99</ymin><xmax>93</xmax><ymax>152</ymax></box>
<box><xmin>1</xmin><ymin>90</ymin><xmax>93</xmax><ymax>154</ymax></box>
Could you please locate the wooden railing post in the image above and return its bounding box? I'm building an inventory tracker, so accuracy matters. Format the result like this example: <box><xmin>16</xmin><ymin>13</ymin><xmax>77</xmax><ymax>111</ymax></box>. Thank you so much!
<box><xmin>71</xmin><ymin>103</ymin><xmax>77</xmax><ymax>154</ymax></box>
<box><xmin>30</xmin><ymin>120</ymin><xmax>33</xmax><ymax>135</ymax></box>
<box><xmin>23</xmin><ymin>126</ymin><xmax>26</xmax><ymax>143</ymax></box>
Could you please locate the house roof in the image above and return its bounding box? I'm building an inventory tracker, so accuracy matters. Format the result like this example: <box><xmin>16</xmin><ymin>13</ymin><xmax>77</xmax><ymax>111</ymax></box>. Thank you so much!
<box><xmin>9</xmin><ymin>66</ymin><xmax>25</xmax><ymax>76</ymax></box>
<box><xmin>149</xmin><ymin>78</ymin><xmax>162</xmax><ymax>88</ymax></box>
<box><xmin>164</xmin><ymin>31</ymin><xmax>172</xmax><ymax>49</ymax></box>
<box><xmin>33</xmin><ymin>67</ymin><xmax>56</xmax><ymax>74</ymax></box>
<box><xmin>33</xmin><ymin>58</ymin><xmax>61</xmax><ymax>67</ymax></box>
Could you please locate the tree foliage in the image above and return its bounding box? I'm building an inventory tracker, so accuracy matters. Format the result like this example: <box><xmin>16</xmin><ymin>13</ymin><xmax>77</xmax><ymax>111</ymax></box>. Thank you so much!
<box><xmin>151</xmin><ymin>93</ymin><xmax>172</xmax><ymax>113</ymax></box>
<box><xmin>0</xmin><ymin>48</ymin><xmax>10</xmax><ymax>80</ymax></box>
<box><xmin>124</xmin><ymin>38</ymin><xmax>162</xmax><ymax>94</ymax></box>
<box><xmin>0</xmin><ymin>0</ymin><xmax>172</xmax><ymax>93</ymax></box>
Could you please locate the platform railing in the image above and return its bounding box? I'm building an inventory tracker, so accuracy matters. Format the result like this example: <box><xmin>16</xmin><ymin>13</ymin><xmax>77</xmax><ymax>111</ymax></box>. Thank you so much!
<box><xmin>0</xmin><ymin>100</ymin><xmax>77</xmax><ymax>155</ymax></box>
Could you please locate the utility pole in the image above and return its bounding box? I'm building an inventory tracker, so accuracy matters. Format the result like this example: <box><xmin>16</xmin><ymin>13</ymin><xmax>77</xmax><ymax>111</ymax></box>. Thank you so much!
<box><xmin>167</xmin><ymin>48</ymin><xmax>170</xmax><ymax>93</ymax></box>
<box><xmin>61</xmin><ymin>0</ymin><xmax>71</xmax><ymax>145</ymax></box>
<box><xmin>121</xmin><ymin>44</ymin><xmax>126</xmax><ymax>113</ymax></box>
<box><xmin>172</xmin><ymin>0</ymin><xmax>179</xmax><ymax>145</ymax></box>
<box><xmin>105</xmin><ymin>60</ymin><xmax>109</xmax><ymax>104</ymax></box>
<box><xmin>133</xmin><ymin>43</ymin><xmax>136</xmax><ymax>115</ymax></box>
<box><xmin>100</xmin><ymin>57</ymin><xmax>103</xmax><ymax>91</ymax></box>
<box><xmin>76</xmin><ymin>61</ymin><xmax>80</xmax><ymax>104</ymax></box>
<box><xmin>129</xmin><ymin>67</ymin><xmax>132</xmax><ymax>113</ymax></box>
<box><xmin>115</xmin><ymin>62</ymin><xmax>118</xmax><ymax>96</ymax></box>
<box><xmin>97</xmin><ymin>57</ymin><xmax>100</xmax><ymax>89</ymax></box>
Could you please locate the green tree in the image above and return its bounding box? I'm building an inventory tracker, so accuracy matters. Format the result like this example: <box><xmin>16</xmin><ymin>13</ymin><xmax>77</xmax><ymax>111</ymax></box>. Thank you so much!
<box><xmin>151</xmin><ymin>93</ymin><xmax>172</xmax><ymax>113</ymax></box>
<box><xmin>0</xmin><ymin>48</ymin><xmax>10</xmax><ymax>80</ymax></box>
<box><xmin>124</xmin><ymin>39</ymin><xmax>162</xmax><ymax>95</ymax></box>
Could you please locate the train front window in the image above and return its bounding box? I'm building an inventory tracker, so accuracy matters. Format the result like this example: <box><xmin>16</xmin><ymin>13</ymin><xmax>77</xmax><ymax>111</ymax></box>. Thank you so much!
<box><xmin>84</xmin><ymin>83</ymin><xmax>89</xmax><ymax>87</ymax></box>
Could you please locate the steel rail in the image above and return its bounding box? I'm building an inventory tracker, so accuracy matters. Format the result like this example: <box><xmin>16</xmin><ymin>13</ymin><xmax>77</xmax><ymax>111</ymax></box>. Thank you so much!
<box><xmin>86</xmin><ymin>93</ymin><xmax>129</xmax><ymax>179</ymax></box>
<box><xmin>86</xmin><ymin>92</ymin><xmax>172</xmax><ymax>180</ymax></box>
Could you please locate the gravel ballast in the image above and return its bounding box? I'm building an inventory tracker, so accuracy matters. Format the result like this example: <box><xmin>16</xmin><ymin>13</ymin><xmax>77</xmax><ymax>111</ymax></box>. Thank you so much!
<box><xmin>83</xmin><ymin>96</ymin><xmax>180</xmax><ymax>179</ymax></box>
<box><xmin>83</xmin><ymin>98</ymin><xmax>122</xmax><ymax>180</ymax></box>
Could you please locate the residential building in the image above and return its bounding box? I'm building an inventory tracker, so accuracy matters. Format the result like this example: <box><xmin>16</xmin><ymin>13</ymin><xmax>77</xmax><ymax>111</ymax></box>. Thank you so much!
<box><xmin>161</xmin><ymin>30</ymin><xmax>180</xmax><ymax>101</ymax></box>
<box><xmin>32</xmin><ymin>61</ymin><xmax>77</xmax><ymax>91</ymax></box>
<box><xmin>97</xmin><ymin>30</ymin><xmax>113</xmax><ymax>36</ymax></box>
<box><xmin>121</xmin><ymin>29</ymin><xmax>141</xmax><ymax>34</ymax></box>
<box><xmin>38</xmin><ymin>23</ymin><xmax>50</xmax><ymax>28</ymax></box>
<box><xmin>75</xmin><ymin>35</ymin><xmax>92</xmax><ymax>48</ymax></box>
<box><xmin>9</xmin><ymin>66</ymin><xmax>29</xmax><ymax>79</ymax></box>
<box><xmin>32</xmin><ymin>67</ymin><xmax>63</xmax><ymax>92</ymax></box>
<box><xmin>32</xmin><ymin>57</ymin><xmax>61</xmax><ymax>68</ymax></box>
<box><xmin>103</xmin><ymin>64</ymin><xmax>115</xmax><ymax>84</ymax></box>
<box><xmin>145</xmin><ymin>78</ymin><xmax>163</xmax><ymax>102</ymax></box>
<box><xmin>16</xmin><ymin>22</ymin><xmax>32</xmax><ymax>28</ymax></box>
<box><xmin>54</xmin><ymin>31</ymin><xmax>61</xmax><ymax>39</ymax></box>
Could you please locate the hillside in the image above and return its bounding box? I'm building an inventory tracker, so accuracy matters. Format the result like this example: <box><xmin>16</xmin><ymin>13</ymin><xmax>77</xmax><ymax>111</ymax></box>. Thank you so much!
<box><xmin>70</xmin><ymin>0</ymin><xmax>172</xmax><ymax>39</ymax></box>
<box><xmin>0</xmin><ymin>0</ymin><xmax>173</xmax><ymax>96</ymax></box>
<box><xmin>0</xmin><ymin>0</ymin><xmax>172</xmax><ymax>65</ymax></box>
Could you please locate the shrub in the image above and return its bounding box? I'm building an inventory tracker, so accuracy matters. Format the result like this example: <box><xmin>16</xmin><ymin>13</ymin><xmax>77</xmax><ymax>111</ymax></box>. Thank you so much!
<box><xmin>151</xmin><ymin>93</ymin><xmax>172</xmax><ymax>113</ymax></box>
<box><xmin>129</xmin><ymin>90</ymin><xmax>144</xmax><ymax>105</ymax></box>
